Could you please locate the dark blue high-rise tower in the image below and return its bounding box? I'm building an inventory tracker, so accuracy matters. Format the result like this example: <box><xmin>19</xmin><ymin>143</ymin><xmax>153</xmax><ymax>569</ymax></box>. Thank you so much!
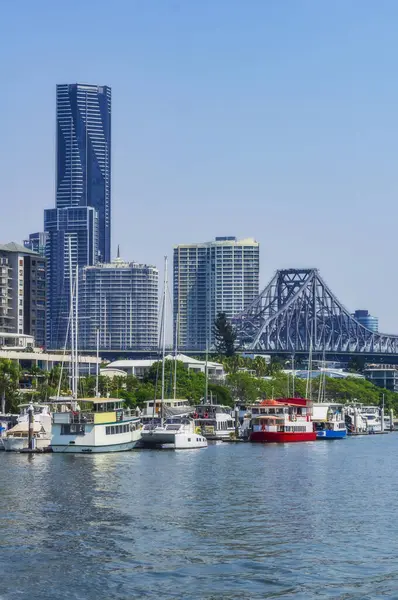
<box><xmin>56</xmin><ymin>83</ymin><xmax>111</xmax><ymax>262</ymax></box>
<box><xmin>45</xmin><ymin>83</ymin><xmax>111</xmax><ymax>349</ymax></box>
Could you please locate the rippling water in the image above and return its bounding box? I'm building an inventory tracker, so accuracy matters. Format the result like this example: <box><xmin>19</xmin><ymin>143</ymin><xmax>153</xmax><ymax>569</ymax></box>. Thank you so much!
<box><xmin>1</xmin><ymin>435</ymin><xmax>398</xmax><ymax>599</ymax></box>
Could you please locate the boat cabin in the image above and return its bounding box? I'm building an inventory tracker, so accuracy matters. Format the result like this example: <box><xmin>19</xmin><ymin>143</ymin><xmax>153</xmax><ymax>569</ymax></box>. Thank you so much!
<box><xmin>193</xmin><ymin>404</ymin><xmax>234</xmax><ymax>437</ymax></box>
<box><xmin>141</xmin><ymin>399</ymin><xmax>191</xmax><ymax>416</ymax></box>
<box><xmin>251</xmin><ymin>398</ymin><xmax>313</xmax><ymax>433</ymax></box>
<box><xmin>92</xmin><ymin>398</ymin><xmax>124</xmax><ymax>412</ymax></box>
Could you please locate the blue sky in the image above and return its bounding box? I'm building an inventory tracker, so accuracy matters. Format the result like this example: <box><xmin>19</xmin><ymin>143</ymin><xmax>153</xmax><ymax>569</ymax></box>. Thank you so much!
<box><xmin>1</xmin><ymin>0</ymin><xmax>398</xmax><ymax>331</ymax></box>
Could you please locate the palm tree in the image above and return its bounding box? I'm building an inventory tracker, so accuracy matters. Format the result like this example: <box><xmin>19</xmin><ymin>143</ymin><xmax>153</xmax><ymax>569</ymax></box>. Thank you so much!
<box><xmin>0</xmin><ymin>359</ymin><xmax>21</xmax><ymax>413</ymax></box>
<box><xmin>253</xmin><ymin>356</ymin><xmax>268</xmax><ymax>377</ymax></box>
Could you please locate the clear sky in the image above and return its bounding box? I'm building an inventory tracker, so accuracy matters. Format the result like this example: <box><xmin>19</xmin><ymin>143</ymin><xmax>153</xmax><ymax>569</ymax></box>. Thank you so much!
<box><xmin>1</xmin><ymin>0</ymin><xmax>398</xmax><ymax>332</ymax></box>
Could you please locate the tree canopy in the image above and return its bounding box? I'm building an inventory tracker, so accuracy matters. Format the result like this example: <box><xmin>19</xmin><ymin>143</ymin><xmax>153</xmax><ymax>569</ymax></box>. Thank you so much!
<box><xmin>214</xmin><ymin>312</ymin><xmax>237</xmax><ymax>357</ymax></box>
<box><xmin>1</xmin><ymin>355</ymin><xmax>398</xmax><ymax>416</ymax></box>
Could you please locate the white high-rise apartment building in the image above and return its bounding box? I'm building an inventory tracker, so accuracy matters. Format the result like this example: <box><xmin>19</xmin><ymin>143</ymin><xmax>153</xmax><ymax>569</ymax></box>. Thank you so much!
<box><xmin>79</xmin><ymin>254</ymin><xmax>158</xmax><ymax>351</ymax></box>
<box><xmin>173</xmin><ymin>236</ymin><xmax>259</xmax><ymax>350</ymax></box>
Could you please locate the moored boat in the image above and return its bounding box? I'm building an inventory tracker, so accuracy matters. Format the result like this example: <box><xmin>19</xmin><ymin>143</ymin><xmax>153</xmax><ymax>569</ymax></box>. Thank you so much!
<box><xmin>141</xmin><ymin>416</ymin><xmax>207</xmax><ymax>449</ymax></box>
<box><xmin>250</xmin><ymin>398</ymin><xmax>316</xmax><ymax>443</ymax></box>
<box><xmin>312</xmin><ymin>402</ymin><xmax>347</xmax><ymax>439</ymax></box>
<box><xmin>51</xmin><ymin>398</ymin><xmax>141</xmax><ymax>453</ymax></box>
<box><xmin>194</xmin><ymin>404</ymin><xmax>235</xmax><ymax>441</ymax></box>
<box><xmin>2</xmin><ymin>403</ymin><xmax>53</xmax><ymax>451</ymax></box>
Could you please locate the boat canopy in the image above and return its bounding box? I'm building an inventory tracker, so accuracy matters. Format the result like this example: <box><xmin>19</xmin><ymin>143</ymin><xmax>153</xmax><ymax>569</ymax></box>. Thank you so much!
<box><xmin>91</xmin><ymin>398</ymin><xmax>122</xmax><ymax>404</ymax></box>
<box><xmin>256</xmin><ymin>415</ymin><xmax>284</xmax><ymax>421</ymax></box>
<box><xmin>6</xmin><ymin>423</ymin><xmax>44</xmax><ymax>435</ymax></box>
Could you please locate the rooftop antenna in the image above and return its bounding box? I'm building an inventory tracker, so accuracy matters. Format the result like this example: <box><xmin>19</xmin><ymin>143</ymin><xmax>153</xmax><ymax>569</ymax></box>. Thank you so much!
<box><xmin>117</xmin><ymin>244</ymin><xmax>120</xmax><ymax>259</ymax></box>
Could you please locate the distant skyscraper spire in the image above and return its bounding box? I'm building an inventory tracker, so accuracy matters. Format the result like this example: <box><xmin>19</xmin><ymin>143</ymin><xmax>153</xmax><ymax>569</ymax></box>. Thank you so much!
<box><xmin>117</xmin><ymin>244</ymin><xmax>120</xmax><ymax>259</ymax></box>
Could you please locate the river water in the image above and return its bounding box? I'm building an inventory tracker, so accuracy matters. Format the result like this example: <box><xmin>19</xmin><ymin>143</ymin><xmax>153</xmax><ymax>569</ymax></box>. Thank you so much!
<box><xmin>0</xmin><ymin>435</ymin><xmax>397</xmax><ymax>599</ymax></box>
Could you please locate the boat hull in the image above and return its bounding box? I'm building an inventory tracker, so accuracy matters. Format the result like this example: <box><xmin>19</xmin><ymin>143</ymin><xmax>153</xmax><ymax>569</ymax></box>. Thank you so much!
<box><xmin>51</xmin><ymin>440</ymin><xmax>139</xmax><ymax>453</ymax></box>
<box><xmin>3</xmin><ymin>437</ymin><xmax>51</xmax><ymax>452</ymax></box>
<box><xmin>316</xmin><ymin>430</ymin><xmax>346</xmax><ymax>439</ymax></box>
<box><xmin>141</xmin><ymin>430</ymin><xmax>207</xmax><ymax>449</ymax></box>
<box><xmin>250</xmin><ymin>431</ymin><xmax>316</xmax><ymax>443</ymax></box>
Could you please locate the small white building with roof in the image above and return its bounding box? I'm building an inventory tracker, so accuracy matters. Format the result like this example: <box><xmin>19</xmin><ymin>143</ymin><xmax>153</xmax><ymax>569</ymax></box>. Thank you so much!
<box><xmin>102</xmin><ymin>353</ymin><xmax>225</xmax><ymax>380</ymax></box>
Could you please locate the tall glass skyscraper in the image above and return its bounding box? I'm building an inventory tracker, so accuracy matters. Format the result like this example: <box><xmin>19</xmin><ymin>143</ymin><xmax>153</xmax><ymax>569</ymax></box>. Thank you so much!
<box><xmin>45</xmin><ymin>83</ymin><xmax>111</xmax><ymax>349</ymax></box>
<box><xmin>56</xmin><ymin>83</ymin><xmax>111</xmax><ymax>262</ymax></box>
<box><xmin>173</xmin><ymin>236</ymin><xmax>260</xmax><ymax>350</ymax></box>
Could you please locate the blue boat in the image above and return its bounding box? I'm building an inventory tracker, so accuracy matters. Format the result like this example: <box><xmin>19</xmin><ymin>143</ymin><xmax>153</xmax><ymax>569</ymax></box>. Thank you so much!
<box><xmin>315</xmin><ymin>425</ymin><xmax>347</xmax><ymax>439</ymax></box>
<box><xmin>312</xmin><ymin>403</ymin><xmax>347</xmax><ymax>439</ymax></box>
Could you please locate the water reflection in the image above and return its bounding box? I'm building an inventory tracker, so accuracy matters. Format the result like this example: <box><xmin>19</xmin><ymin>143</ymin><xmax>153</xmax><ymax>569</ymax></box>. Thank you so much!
<box><xmin>1</xmin><ymin>436</ymin><xmax>398</xmax><ymax>598</ymax></box>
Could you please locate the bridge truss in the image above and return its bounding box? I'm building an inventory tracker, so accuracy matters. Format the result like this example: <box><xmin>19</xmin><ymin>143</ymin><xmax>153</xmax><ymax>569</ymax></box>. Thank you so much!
<box><xmin>232</xmin><ymin>269</ymin><xmax>398</xmax><ymax>354</ymax></box>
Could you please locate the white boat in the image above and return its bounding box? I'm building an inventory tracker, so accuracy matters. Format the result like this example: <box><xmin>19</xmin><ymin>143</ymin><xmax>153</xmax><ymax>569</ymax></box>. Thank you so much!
<box><xmin>141</xmin><ymin>257</ymin><xmax>207</xmax><ymax>451</ymax></box>
<box><xmin>194</xmin><ymin>403</ymin><xmax>235</xmax><ymax>441</ymax></box>
<box><xmin>140</xmin><ymin>398</ymin><xmax>192</xmax><ymax>426</ymax></box>
<box><xmin>141</xmin><ymin>416</ymin><xmax>207</xmax><ymax>449</ymax></box>
<box><xmin>345</xmin><ymin>405</ymin><xmax>369</xmax><ymax>434</ymax></box>
<box><xmin>2</xmin><ymin>403</ymin><xmax>52</xmax><ymax>451</ymax></box>
<box><xmin>51</xmin><ymin>398</ymin><xmax>142</xmax><ymax>453</ymax></box>
<box><xmin>361</xmin><ymin>406</ymin><xmax>382</xmax><ymax>433</ymax></box>
<box><xmin>3</xmin><ymin>422</ymin><xmax>50</xmax><ymax>451</ymax></box>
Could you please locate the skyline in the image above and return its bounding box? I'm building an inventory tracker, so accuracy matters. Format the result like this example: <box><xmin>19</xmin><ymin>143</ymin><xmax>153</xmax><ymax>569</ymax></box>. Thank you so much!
<box><xmin>2</xmin><ymin>1</ymin><xmax>398</xmax><ymax>332</ymax></box>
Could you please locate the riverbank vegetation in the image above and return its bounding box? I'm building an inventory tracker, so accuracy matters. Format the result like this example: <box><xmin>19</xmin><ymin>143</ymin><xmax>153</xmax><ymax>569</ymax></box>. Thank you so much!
<box><xmin>1</xmin><ymin>357</ymin><xmax>398</xmax><ymax>414</ymax></box>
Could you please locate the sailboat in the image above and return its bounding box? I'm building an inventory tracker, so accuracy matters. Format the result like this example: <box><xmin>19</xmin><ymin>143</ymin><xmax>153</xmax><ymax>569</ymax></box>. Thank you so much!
<box><xmin>51</xmin><ymin>242</ymin><xmax>141</xmax><ymax>453</ymax></box>
<box><xmin>141</xmin><ymin>257</ymin><xmax>207</xmax><ymax>450</ymax></box>
<box><xmin>194</xmin><ymin>345</ymin><xmax>235</xmax><ymax>441</ymax></box>
<box><xmin>311</xmin><ymin>353</ymin><xmax>347</xmax><ymax>439</ymax></box>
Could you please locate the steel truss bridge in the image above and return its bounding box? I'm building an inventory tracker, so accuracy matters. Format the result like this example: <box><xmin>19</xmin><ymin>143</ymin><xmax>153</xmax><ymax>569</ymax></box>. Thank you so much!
<box><xmin>232</xmin><ymin>269</ymin><xmax>398</xmax><ymax>355</ymax></box>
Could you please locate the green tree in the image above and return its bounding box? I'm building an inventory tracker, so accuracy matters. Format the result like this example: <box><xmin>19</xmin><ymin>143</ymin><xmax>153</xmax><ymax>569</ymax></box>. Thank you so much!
<box><xmin>226</xmin><ymin>372</ymin><xmax>261</xmax><ymax>404</ymax></box>
<box><xmin>0</xmin><ymin>359</ymin><xmax>21</xmax><ymax>413</ymax></box>
<box><xmin>214</xmin><ymin>312</ymin><xmax>236</xmax><ymax>357</ymax></box>
<box><xmin>253</xmin><ymin>355</ymin><xmax>268</xmax><ymax>377</ymax></box>
<box><xmin>208</xmin><ymin>383</ymin><xmax>234</xmax><ymax>407</ymax></box>
<box><xmin>267</xmin><ymin>356</ymin><xmax>284</xmax><ymax>376</ymax></box>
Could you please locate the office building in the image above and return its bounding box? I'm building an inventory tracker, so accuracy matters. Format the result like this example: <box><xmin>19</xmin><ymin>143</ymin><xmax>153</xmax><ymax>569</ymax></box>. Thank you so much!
<box><xmin>364</xmin><ymin>364</ymin><xmax>398</xmax><ymax>392</ymax></box>
<box><xmin>173</xmin><ymin>236</ymin><xmax>260</xmax><ymax>350</ymax></box>
<box><xmin>44</xmin><ymin>206</ymin><xmax>98</xmax><ymax>349</ymax></box>
<box><xmin>79</xmin><ymin>254</ymin><xmax>158</xmax><ymax>351</ymax></box>
<box><xmin>24</xmin><ymin>232</ymin><xmax>48</xmax><ymax>257</ymax></box>
<box><xmin>56</xmin><ymin>83</ymin><xmax>111</xmax><ymax>262</ymax></box>
<box><xmin>353</xmin><ymin>310</ymin><xmax>378</xmax><ymax>333</ymax></box>
<box><xmin>0</xmin><ymin>243</ymin><xmax>46</xmax><ymax>346</ymax></box>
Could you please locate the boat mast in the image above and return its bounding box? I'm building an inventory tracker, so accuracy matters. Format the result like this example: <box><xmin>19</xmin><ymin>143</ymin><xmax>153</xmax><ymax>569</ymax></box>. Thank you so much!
<box><xmin>95</xmin><ymin>327</ymin><xmax>100</xmax><ymax>397</ymax></box>
<box><xmin>160</xmin><ymin>256</ymin><xmax>168</xmax><ymax>427</ymax></box>
<box><xmin>306</xmin><ymin>335</ymin><xmax>313</xmax><ymax>401</ymax></box>
<box><xmin>291</xmin><ymin>354</ymin><xmax>295</xmax><ymax>398</ymax></box>
<box><xmin>204</xmin><ymin>340</ymin><xmax>209</xmax><ymax>404</ymax></box>
<box><xmin>68</xmin><ymin>237</ymin><xmax>75</xmax><ymax>399</ymax></box>
<box><xmin>75</xmin><ymin>264</ymin><xmax>79</xmax><ymax>400</ymax></box>
<box><xmin>173</xmin><ymin>311</ymin><xmax>178</xmax><ymax>401</ymax></box>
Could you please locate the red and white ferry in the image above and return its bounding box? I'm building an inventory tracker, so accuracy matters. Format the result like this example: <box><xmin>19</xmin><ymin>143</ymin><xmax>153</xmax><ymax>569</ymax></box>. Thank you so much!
<box><xmin>250</xmin><ymin>398</ymin><xmax>316</xmax><ymax>443</ymax></box>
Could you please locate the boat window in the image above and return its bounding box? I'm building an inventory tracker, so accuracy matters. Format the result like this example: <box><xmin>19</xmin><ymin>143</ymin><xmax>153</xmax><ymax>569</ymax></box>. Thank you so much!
<box><xmin>188</xmin><ymin>438</ymin><xmax>191</xmax><ymax>442</ymax></box>
<box><xmin>61</xmin><ymin>424</ymin><xmax>85</xmax><ymax>435</ymax></box>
